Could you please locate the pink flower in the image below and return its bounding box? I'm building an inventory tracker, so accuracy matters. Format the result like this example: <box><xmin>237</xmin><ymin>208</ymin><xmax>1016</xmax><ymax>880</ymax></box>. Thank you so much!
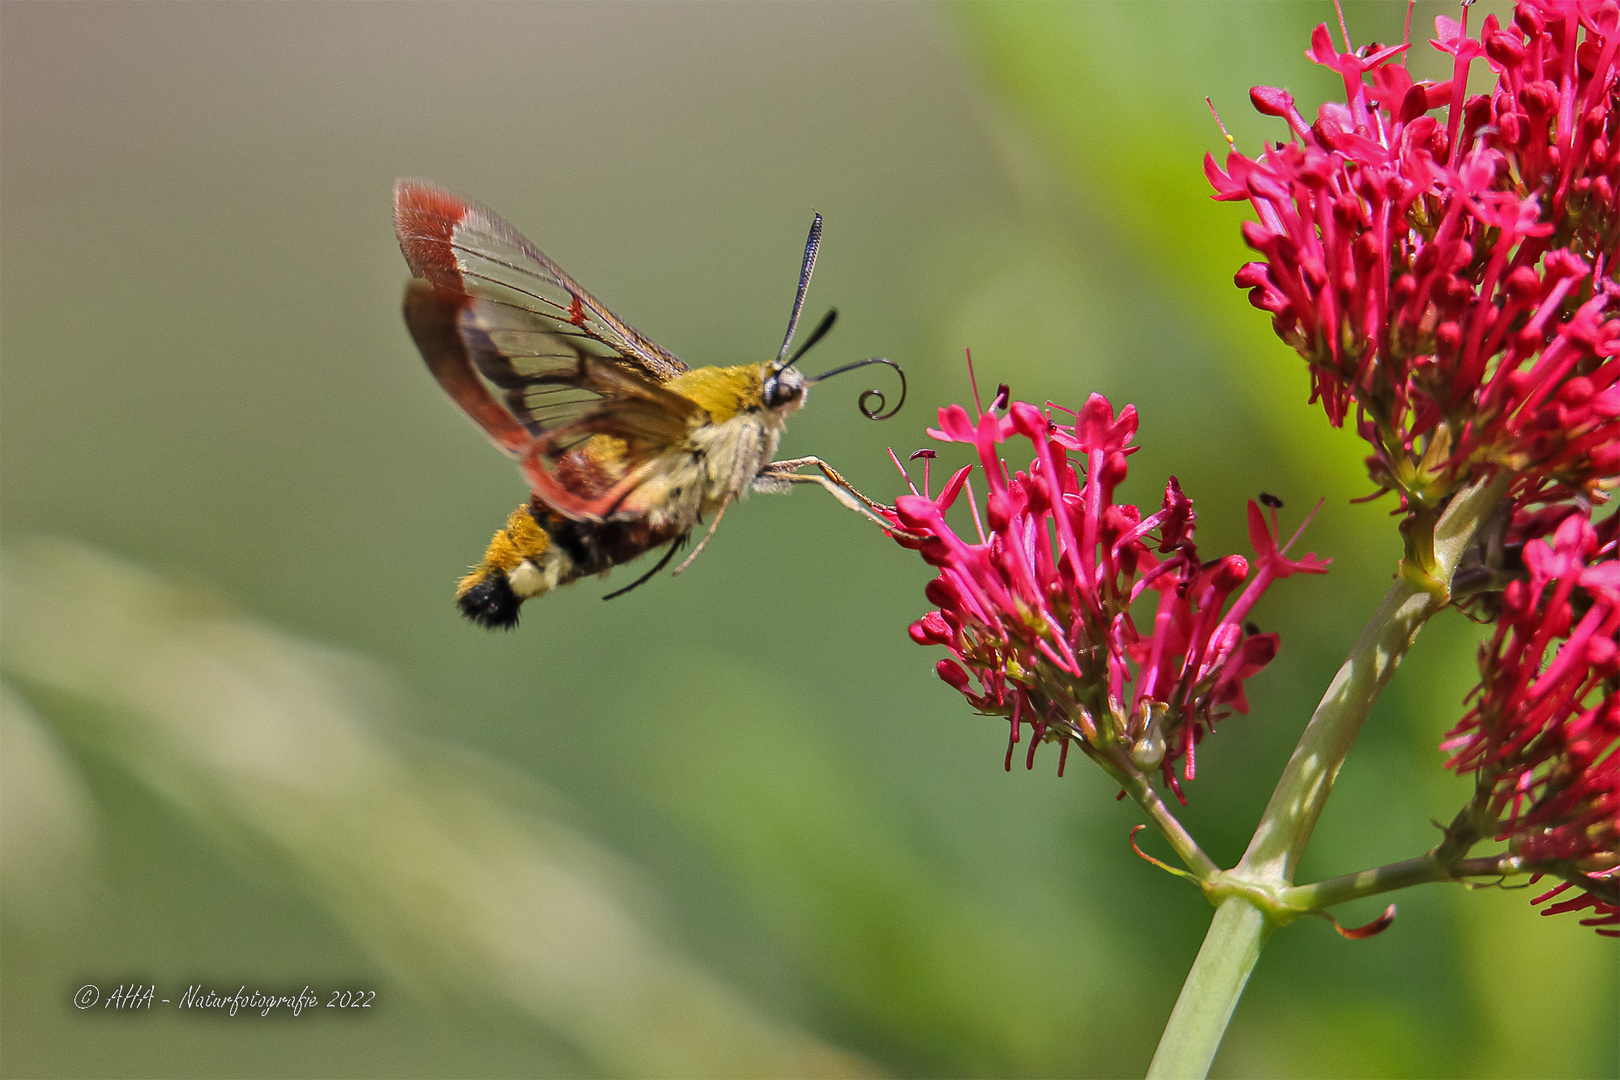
<box><xmin>1530</xmin><ymin>871</ymin><xmax>1619</xmax><ymax>935</ymax></box>
<box><xmin>1207</xmin><ymin>1</ymin><xmax>1620</xmax><ymax>510</ymax></box>
<box><xmin>889</xmin><ymin>391</ymin><xmax>1327</xmax><ymax>797</ymax></box>
<box><xmin>1441</xmin><ymin>510</ymin><xmax>1620</xmax><ymax>933</ymax></box>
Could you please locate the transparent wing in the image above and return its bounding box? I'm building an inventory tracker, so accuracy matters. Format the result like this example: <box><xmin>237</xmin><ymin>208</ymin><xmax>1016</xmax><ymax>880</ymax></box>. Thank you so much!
<box><xmin>404</xmin><ymin>281</ymin><xmax>702</xmax><ymax>456</ymax></box>
<box><xmin>394</xmin><ymin>180</ymin><xmax>688</xmax><ymax>440</ymax></box>
<box><xmin>395</xmin><ymin>181</ymin><xmax>714</xmax><ymax>525</ymax></box>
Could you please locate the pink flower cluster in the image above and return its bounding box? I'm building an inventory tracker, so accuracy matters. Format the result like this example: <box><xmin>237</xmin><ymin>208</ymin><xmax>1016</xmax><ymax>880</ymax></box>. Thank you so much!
<box><xmin>1206</xmin><ymin>0</ymin><xmax>1619</xmax><ymax>509</ymax></box>
<box><xmin>1442</xmin><ymin>510</ymin><xmax>1619</xmax><ymax>934</ymax></box>
<box><xmin>888</xmin><ymin>391</ymin><xmax>1327</xmax><ymax>797</ymax></box>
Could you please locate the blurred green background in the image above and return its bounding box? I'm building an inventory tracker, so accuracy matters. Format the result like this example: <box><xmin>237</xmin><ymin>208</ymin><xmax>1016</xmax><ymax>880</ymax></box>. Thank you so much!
<box><xmin>2</xmin><ymin>2</ymin><xmax>1614</xmax><ymax>1077</ymax></box>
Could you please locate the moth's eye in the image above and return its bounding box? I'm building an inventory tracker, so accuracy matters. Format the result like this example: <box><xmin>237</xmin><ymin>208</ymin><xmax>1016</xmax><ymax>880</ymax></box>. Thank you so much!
<box><xmin>763</xmin><ymin>378</ymin><xmax>800</xmax><ymax>409</ymax></box>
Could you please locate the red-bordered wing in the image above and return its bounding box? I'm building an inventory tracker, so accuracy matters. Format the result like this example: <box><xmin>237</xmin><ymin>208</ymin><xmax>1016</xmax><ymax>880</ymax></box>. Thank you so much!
<box><xmin>393</xmin><ymin>180</ymin><xmax>696</xmax><ymax>459</ymax></box>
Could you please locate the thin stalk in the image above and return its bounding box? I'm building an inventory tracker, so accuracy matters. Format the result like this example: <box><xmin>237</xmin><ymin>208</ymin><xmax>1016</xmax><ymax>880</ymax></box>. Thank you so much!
<box><xmin>1117</xmin><ymin>764</ymin><xmax>1220</xmax><ymax>880</ymax></box>
<box><xmin>1281</xmin><ymin>853</ymin><xmax>1452</xmax><ymax>909</ymax></box>
<box><xmin>1282</xmin><ymin>851</ymin><xmax>1527</xmax><ymax>911</ymax></box>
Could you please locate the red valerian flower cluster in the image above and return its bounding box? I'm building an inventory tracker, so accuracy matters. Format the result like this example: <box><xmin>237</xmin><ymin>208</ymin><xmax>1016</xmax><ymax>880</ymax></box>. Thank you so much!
<box><xmin>1442</xmin><ymin>510</ymin><xmax>1620</xmax><ymax>934</ymax></box>
<box><xmin>1205</xmin><ymin>0</ymin><xmax>1619</xmax><ymax>511</ymax></box>
<box><xmin>887</xmin><ymin>391</ymin><xmax>1327</xmax><ymax>797</ymax></box>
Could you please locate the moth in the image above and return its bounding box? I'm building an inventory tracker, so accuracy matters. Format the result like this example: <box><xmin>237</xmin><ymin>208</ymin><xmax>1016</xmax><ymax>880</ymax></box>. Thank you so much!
<box><xmin>393</xmin><ymin>181</ymin><xmax>904</xmax><ymax>628</ymax></box>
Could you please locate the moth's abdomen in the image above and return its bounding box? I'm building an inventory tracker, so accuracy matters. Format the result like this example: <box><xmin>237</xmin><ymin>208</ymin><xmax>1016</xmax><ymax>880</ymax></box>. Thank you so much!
<box><xmin>455</xmin><ymin>500</ymin><xmax>687</xmax><ymax>629</ymax></box>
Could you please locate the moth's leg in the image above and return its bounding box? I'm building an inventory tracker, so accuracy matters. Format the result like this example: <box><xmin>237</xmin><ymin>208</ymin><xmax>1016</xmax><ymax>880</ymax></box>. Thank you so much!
<box><xmin>601</xmin><ymin>536</ymin><xmax>685</xmax><ymax>601</ymax></box>
<box><xmin>671</xmin><ymin>495</ymin><xmax>732</xmax><ymax>577</ymax></box>
<box><xmin>755</xmin><ymin>456</ymin><xmax>899</xmax><ymax>531</ymax></box>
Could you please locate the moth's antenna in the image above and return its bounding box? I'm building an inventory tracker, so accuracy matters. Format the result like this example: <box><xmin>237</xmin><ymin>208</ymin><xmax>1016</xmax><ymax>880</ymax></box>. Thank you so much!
<box><xmin>809</xmin><ymin>356</ymin><xmax>907</xmax><ymax>420</ymax></box>
<box><xmin>773</xmin><ymin>212</ymin><xmax>823</xmax><ymax>371</ymax></box>
<box><xmin>787</xmin><ymin>308</ymin><xmax>838</xmax><ymax>366</ymax></box>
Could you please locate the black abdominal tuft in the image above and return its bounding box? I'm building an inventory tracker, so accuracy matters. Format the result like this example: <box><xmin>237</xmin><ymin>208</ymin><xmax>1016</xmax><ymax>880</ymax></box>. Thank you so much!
<box><xmin>459</xmin><ymin>574</ymin><xmax>522</xmax><ymax>630</ymax></box>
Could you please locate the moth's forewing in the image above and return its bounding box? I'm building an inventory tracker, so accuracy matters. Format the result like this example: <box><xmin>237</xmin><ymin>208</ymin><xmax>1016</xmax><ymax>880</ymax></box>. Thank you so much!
<box><xmin>394</xmin><ymin>181</ymin><xmax>710</xmax><ymax>513</ymax></box>
<box><xmin>404</xmin><ymin>282</ymin><xmax>667</xmax><ymax>452</ymax></box>
<box><xmin>392</xmin><ymin>180</ymin><xmax>687</xmax><ymax>389</ymax></box>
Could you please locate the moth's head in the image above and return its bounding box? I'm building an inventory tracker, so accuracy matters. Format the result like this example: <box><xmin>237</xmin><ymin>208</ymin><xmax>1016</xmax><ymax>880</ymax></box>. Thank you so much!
<box><xmin>761</xmin><ymin>364</ymin><xmax>809</xmax><ymax>415</ymax></box>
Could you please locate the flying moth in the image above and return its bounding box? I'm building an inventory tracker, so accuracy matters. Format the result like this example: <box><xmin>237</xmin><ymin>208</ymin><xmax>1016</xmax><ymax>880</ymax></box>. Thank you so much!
<box><xmin>393</xmin><ymin>181</ymin><xmax>904</xmax><ymax>628</ymax></box>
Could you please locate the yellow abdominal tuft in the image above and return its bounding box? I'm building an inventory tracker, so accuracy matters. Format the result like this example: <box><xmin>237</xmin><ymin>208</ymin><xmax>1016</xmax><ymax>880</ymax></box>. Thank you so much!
<box><xmin>457</xmin><ymin>505</ymin><xmax>550</xmax><ymax>597</ymax></box>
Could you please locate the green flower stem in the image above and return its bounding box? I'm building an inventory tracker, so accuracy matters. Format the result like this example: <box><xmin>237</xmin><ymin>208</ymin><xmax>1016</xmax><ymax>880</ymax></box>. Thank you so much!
<box><xmin>1280</xmin><ymin>854</ymin><xmax>1452</xmax><ymax>910</ymax></box>
<box><xmin>1145</xmin><ymin>469</ymin><xmax>1512</xmax><ymax>1079</ymax></box>
<box><xmin>1281</xmin><ymin>852</ymin><xmax>1527</xmax><ymax>911</ymax></box>
<box><xmin>1279</xmin><ymin>796</ymin><xmax>1513</xmax><ymax>911</ymax></box>
<box><xmin>1115</xmin><ymin>764</ymin><xmax>1220</xmax><ymax>880</ymax></box>
<box><xmin>1144</xmin><ymin>897</ymin><xmax>1272</xmax><ymax>1080</ymax></box>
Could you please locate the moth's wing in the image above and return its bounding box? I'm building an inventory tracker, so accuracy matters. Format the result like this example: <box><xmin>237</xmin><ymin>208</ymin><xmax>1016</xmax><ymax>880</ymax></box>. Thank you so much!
<box><xmin>401</xmin><ymin>282</ymin><xmax>536</xmax><ymax>456</ymax></box>
<box><xmin>395</xmin><ymin>181</ymin><xmax>706</xmax><ymax>524</ymax></box>
<box><xmin>395</xmin><ymin>180</ymin><xmax>686</xmax><ymax>379</ymax></box>
<box><xmin>402</xmin><ymin>281</ymin><xmax>676</xmax><ymax>450</ymax></box>
<box><xmin>395</xmin><ymin>180</ymin><xmax>689</xmax><ymax>444</ymax></box>
<box><xmin>406</xmin><ymin>277</ymin><xmax>705</xmax><ymax>449</ymax></box>
<box><xmin>404</xmin><ymin>281</ymin><xmax>708</xmax><ymax>526</ymax></box>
